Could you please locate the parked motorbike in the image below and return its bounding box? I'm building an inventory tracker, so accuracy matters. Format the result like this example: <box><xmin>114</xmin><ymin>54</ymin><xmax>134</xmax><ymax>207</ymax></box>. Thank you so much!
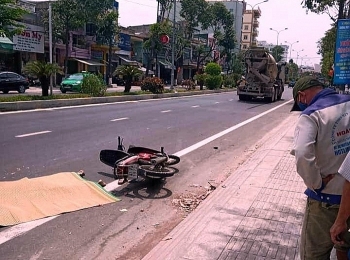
<box><xmin>100</xmin><ymin>136</ymin><xmax>180</xmax><ymax>183</ymax></box>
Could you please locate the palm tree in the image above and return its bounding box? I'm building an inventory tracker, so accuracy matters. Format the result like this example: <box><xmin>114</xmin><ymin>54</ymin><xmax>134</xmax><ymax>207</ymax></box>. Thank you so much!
<box><xmin>113</xmin><ymin>65</ymin><xmax>143</xmax><ymax>93</ymax></box>
<box><xmin>23</xmin><ymin>61</ymin><xmax>63</xmax><ymax>96</ymax></box>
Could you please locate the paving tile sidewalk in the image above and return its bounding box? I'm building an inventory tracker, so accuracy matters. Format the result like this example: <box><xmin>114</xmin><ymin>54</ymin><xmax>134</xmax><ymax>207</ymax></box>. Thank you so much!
<box><xmin>142</xmin><ymin>112</ymin><xmax>310</xmax><ymax>260</ymax></box>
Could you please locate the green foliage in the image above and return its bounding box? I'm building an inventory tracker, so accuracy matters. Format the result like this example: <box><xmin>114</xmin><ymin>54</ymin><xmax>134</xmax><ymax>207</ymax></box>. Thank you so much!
<box><xmin>23</xmin><ymin>61</ymin><xmax>63</xmax><ymax>79</ymax></box>
<box><xmin>113</xmin><ymin>65</ymin><xmax>143</xmax><ymax>92</ymax></box>
<box><xmin>271</xmin><ymin>46</ymin><xmax>285</xmax><ymax>62</ymax></box>
<box><xmin>301</xmin><ymin>0</ymin><xmax>347</xmax><ymax>20</ymax></box>
<box><xmin>204</xmin><ymin>62</ymin><xmax>222</xmax><ymax>89</ymax></box>
<box><xmin>317</xmin><ymin>26</ymin><xmax>336</xmax><ymax>79</ymax></box>
<box><xmin>205</xmin><ymin>75</ymin><xmax>222</xmax><ymax>90</ymax></box>
<box><xmin>0</xmin><ymin>0</ymin><xmax>28</xmax><ymax>36</ymax></box>
<box><xmin>194</xmin><ymin>73</ymin><xmax>207</xmax><ymax>84</ymax></box>
<box><xmin>140</xmin><ymin>77</ymin><xmax>165</xmax><ymax>94</ymax></box>
<box><xmin>23</xmin><ymin>61</ymin><xmax>63</xmax><ymax>96</ymax></box>
<box><xmin>205</xmin><ymin>62</ymin><xmax>222</xmax><ymax>76</ymax></box>
<box><xmin>81</xmin><ymin>74</ymin><xmax>107</xmax><ymax>96</ymax></box>
<box><xmin>51</xmin><ymin>0</ymin><xmax>113</xmax><ymax>74</ymax></box>
<box><xmin>223</xmin><ymin>73</ymin><xmax>240</xmax><ymax>88</ymax></box>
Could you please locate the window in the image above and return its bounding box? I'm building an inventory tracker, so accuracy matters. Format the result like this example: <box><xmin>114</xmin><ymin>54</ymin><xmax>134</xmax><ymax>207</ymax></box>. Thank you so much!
<box><xmin>243</xmin><ymin>45</ymin><xmax>247</xmax><ymax>49</ymax></box>
<box><xmin>244</xmin><ymin>25</ymin><xmax>249</xmax><ymax>30</ymax></box>
<box><xmin>243</xmin><ymin>35</ymin><xmax>248</xmax><ymax>40</ymax></box>
<box><xmin>86</xmin><ymin>23</ymin><xmax>97</xmax><ymax>36</ymax></box>
<box><xmin>0</xmin><ymin>73</ymin><xmax>7</xmax><ymax>80</ymax></box>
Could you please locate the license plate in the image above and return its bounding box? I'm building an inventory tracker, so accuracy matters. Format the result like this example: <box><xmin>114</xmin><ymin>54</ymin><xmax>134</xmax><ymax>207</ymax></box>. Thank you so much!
<box><xmin>128</xmin><ymin>164</ymin><xmax>138</xmax><ymax>179</ymax></box>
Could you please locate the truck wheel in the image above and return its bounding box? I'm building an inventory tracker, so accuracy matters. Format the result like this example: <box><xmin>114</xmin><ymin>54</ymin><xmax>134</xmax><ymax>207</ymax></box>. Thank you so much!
<box><xmin>239</xmin><ymin>95</ymin><xmax>246</xmax><ymax>101</ymax></box>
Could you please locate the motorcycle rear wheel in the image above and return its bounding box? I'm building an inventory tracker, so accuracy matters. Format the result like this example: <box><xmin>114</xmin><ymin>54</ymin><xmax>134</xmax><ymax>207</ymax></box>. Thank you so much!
<box><xmin>139</xmin><ymin>165</ymin><xmax>176</xmax><ymax>178</ymax></box>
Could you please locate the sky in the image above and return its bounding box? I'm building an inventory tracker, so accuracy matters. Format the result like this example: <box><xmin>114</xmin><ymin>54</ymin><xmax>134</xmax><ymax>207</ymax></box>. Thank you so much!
<box><xmin>116</xmin><ymin>0</ymin><xmax>334</xmax><ymax>66</ymax></box>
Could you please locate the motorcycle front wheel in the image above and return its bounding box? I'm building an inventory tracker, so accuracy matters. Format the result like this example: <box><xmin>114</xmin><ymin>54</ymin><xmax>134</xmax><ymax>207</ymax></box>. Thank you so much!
<box><xmin>165</xmin><ymin>155</ymin><xmax>180</xmax><ymax>166</ymax></box>
<box><xmin>139</xmin><ymin>165</ymin><xmax>176</xmax><ymax>178</ymax></box>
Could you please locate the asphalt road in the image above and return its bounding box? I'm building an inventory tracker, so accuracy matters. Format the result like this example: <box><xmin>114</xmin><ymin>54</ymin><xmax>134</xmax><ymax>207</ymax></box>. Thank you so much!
<box><xmin>0</xmin><ymin>88</ymin><xmax>295</xmax><ymax>259</ymax></box>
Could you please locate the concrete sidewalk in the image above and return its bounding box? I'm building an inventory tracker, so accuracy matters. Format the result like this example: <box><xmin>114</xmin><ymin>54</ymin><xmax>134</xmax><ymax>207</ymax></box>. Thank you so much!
<box><xmin>142</xmin><ymin>112</ymin><xmax>336</xmax><ymax>260</ymax></box>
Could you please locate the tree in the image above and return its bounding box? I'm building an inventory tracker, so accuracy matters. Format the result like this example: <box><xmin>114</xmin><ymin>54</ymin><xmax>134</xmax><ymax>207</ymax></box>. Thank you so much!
<box><xmin>51</xmin><ymin>0</ymin><xmax>113</xmax><ymax>76</ymax></box>
<box><xmin>301</xmin><ymin>0</ymin><xmax>349</xmax><ymax>20</ymax></box>
<box><xmin>113</xmin><ymin>65</ymin><xmax>143</xmax><ymax>93</ymax></box>
<box><xmin>95</xmin><ymin>10</ymin><xmax>119</xmax><ymax>86</ymax></box>
<box><xmin>23</xmin><ymin>61</ymin><xmax>63</xmax><ymax>96</ymax></box>
<box><xmin>143</xmin><ymin>22</ymin><xmax>171</xmax><ymax>77</ymax></box>
<box><xmin>0</xmin><ymin>0</ymin><xmax>28</xmax><ymax>36</ymax></box>
<box><xmin>271</xmin><ymin>46</ymin><xmax>285</xmax><ymax>62</ymax></box>
<box><xmin>317</xmin><ymin>26</ymin><xmax>336</xmax><ymax>79</ymax></box>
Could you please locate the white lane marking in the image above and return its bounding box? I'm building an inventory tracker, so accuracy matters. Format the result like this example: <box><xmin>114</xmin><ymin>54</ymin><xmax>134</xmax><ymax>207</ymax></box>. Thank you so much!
<box><xmin>215</xmin><ymin>102</ymin><xmax>220</xmax><ymax>104</ymax></box>
<box><xmin>173</xmin><ymin>99</ymin><xmax>293</xmax><ymax>158</ymax></box>
<box><xmin>192</xmin><ymin>105</ymin><xmax>199</xmax><ymax>108</ymax></box>
<box><xmin>161</xmin><ymin>110</ymin><xmax>172</xmax><ymax>113</ymax></box>
<box><xmin>0</xmin><ymin>92</ymin><xmax>229</xmax><ymax>115</ymax></box>
<box><xmin>229</xmin><ymin>99</ymin><xmax>233</xmax><ymax>101</ymax></box>
<box><xmin>0</xmin><ymin>101</ymin><xmax>139</xmax><ymax>114</ymax></box>
<box><xmin>111</xmin><ymin>117</ymin><xmax>129</xmax><ymax>122</ymax></box>
<box><xmin>16</xmin><ymin>131</ymin><xmax>52</xmax><ymax>138</ymax></box>
<box><xmin>0</xmin><ymin>98</ymin><xmax>293</xmax><ymax>245</ymax></box>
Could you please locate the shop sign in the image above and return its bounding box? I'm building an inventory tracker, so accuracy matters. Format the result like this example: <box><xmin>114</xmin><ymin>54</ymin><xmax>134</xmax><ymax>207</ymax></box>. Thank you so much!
<box><xmin>118</xmin><ymin>33</ymin><xmax>131</xmax><ymax>51</ymax></box>
<box><xmin>13</xmin><ymin>23</ymin><xmax>44</xmax><ymax>53</ymax></box>
<box><xmin>333</xmin><ymin>19</ymin><xmax>350</xmax><ymax>85</ymax></box>
<box><xmin>91</xmin><ymin>50</ymin><xmax>103</xmax><ymax>60</ymax></box>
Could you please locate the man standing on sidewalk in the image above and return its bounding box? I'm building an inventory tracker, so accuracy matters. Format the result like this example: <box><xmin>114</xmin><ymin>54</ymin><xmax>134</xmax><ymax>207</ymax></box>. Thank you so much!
<box><xmin>290</xmin><ymin>76</ymin><xmax>350</xmax><ymax>260</ymax></box>
<box><xmin>330</xmin><ymin>153</ymin><xmax>350</xmax><ymax>258</ymax></box>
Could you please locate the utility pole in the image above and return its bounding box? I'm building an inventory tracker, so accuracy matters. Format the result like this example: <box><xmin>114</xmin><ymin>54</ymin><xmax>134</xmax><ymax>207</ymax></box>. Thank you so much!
<box><xmin>49</xmin><ymin>1</ymin><xmax>53</xmax><ymax>95</ymax></box>
<box><xmin>170</xmin><ymin>0</ymin><xmax>176</xmax><ymax>90</ymax></box>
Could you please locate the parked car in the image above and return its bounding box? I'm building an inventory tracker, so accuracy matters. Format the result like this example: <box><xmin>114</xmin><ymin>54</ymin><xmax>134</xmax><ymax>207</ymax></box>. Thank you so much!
<box><xmin>60</xmin><ymin>72</ymin><xmax>89</xmax><ymax>93</ymax></box>
<box><xmin>0</xmin><ymin>71</ymin><xmax>29</xmax><ymax>94</ymax></box>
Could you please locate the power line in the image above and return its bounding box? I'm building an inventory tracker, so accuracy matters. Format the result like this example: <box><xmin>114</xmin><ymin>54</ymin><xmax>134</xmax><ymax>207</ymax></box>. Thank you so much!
<box><xmin>119</xmin><ymin>0</ymin><xmax>156</xmax><ymax>8</ymax></box>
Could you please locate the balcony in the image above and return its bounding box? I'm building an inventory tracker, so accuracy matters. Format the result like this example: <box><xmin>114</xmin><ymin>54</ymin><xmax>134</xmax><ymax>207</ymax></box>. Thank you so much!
<box><xmin>69</xmin><ymin>47</ymin><xmax>91</xmax><ymax>59</ymax></box>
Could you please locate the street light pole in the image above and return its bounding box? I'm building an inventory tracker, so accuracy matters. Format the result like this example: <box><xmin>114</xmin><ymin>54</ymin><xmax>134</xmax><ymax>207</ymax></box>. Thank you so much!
<box><xmin>270</xmin><ymin>27</ymin><xmax>288</xmax><ymax>46</ymax></box>
<box><xmin>293</xmin><ymin>49</ymin><xmax>304</xmax><ymax>65</ymax></box>
<box><xmin>285</xmin><ymin>40</ymin><xmax>299</xmax><ymax>61</ymax></box>
<box><xmin>246</xmin><ymin>0</ymin><xmax>268</xmax><ymax>47</ymax></box>
<box><xmin>170</xmin><ymin>0</ymin><xmax>176</xmax><ymax>90</ymax></box>
<box><xmin>270</xmin><ymin>27</ymin><xmax>288</xmax><ymax>60</ymax></box>
<box><xmin>49</xmin><ymin>1</ymin><xmax>53</xmax><ymax>95</ymax></box>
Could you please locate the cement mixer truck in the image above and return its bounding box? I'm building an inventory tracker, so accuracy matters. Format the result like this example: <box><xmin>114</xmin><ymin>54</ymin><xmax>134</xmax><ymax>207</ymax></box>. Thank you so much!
<box><xmin>237</xmin><ymin>47</ymin><xmax>287</xmax><ymax>102</ymax></box>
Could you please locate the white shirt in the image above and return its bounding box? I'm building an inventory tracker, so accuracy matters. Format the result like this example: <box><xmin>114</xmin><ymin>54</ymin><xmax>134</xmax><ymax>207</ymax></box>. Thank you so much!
<box><xmin>339</xmin><ymin>153</ymin><xmax>350</xmax><ymax>181</ymax></box>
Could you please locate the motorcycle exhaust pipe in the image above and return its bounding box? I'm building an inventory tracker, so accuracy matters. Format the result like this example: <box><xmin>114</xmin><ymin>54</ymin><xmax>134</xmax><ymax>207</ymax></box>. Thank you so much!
<box><xmin>151</xmin><ymin>156</ymin><xmax>167</xmax><ymax>165</ymax></box>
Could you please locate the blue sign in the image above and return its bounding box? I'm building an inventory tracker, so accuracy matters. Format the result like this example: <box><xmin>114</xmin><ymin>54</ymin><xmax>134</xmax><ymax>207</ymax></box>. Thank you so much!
<box><xmin>118</xmin><ymin>33</ymin><xmax>131</xmax><ymax>51</ymax></box>
<box><xmin>114</xmin><ymin>1</ymin><xmax>119</xmax><ymax>10</ymax></box>
<box><xmin>333</xmin><ymin>19</ymin><xmax>350</xmax><ymax>85</ymax></box>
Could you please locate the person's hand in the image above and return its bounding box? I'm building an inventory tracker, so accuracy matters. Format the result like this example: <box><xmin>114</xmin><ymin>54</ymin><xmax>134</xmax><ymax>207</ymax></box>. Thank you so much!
<box><xmin>322</xmin><ymin>174</ymin><xmax>335</xmax><ymax>185</ymax></box>
<box><xmin>330</xmin><ymin>221</ymin><xmax>347</xmax><ymax>245</ymax></box>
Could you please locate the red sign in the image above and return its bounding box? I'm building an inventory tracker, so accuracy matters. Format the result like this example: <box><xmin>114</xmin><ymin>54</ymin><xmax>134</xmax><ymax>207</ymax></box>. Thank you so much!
<box><xmin>160</xmin><ymin>34</ymin><xmax>169</xmax><ymax>44</ymax></box>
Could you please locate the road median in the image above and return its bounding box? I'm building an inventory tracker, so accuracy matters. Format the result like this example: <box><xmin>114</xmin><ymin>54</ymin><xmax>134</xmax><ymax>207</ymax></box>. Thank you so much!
<box><xmin>0</xmin><ymin>89</ymin><xmax>235</xmax><ymax>112</ymax></box>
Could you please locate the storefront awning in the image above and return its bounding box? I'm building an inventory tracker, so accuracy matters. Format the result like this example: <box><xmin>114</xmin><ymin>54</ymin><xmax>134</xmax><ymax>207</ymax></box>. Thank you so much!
<box><xmin>117</xmin><ymin>55</ymin><xmax>139</xmax><ymax>66</ymax></box>
<box><xmin>74</xmin><ymin>58</ymin><xmax>105</xmax><ymax>66</ymax></box>
<box><xmin>115</xmin><ymin>50</ymin><xmax>131</xmax><ymax>56</ymax></box>
<box><xmin>0</xmin><ymin>35</ymin><xmax>14</xmax><ymax>51</ymax></box>
<box><xmin>159</xmin><ymin>60</ymin><xmax>175</xmax><ymax>69</ymax></box>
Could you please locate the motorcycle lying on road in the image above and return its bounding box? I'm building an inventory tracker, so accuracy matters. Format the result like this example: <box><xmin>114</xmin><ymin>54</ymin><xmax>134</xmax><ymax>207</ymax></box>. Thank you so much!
<box><xmin>100</xmin><ymin>136</ymin><xmax>180</xmax><ymax>184</ymax></box>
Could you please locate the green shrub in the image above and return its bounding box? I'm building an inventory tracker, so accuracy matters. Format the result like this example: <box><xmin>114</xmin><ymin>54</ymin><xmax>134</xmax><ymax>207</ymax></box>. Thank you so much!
<box><xmin>140</xmin><ymin>77</ymin><xmax>165</xmax><ymax>94</ymax></box>
<box><xmin>193</xmin><ymin>73</ymin><xmax>207</xmax><ymax>90</ymax></box>
<box><xmin>81</xmin><ymin>74</ymin><xmax>107</xmax><ymax>96</ymax></box>
<box><xmin>204</xmin><ymin>63</ymin><xmax>223</xmax><ymax>90</ymax></box>
<box><xmin>223</xmin><ymin>73</ymin><xmax>241</xmax><ymax>88</ymax></box>
<box><xmin>204</xmin><ymin>62</ymin><xmax>222</xmax><ymax>76</ymax></box>
<box><xmin>205</xmin><ymin>75</ymin><xmax>223</xmax><ymax>90</ymax></box>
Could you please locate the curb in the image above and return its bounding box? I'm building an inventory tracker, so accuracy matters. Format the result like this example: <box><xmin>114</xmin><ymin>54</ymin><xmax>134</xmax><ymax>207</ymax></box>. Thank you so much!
<box><xmin>0</xmin><ymin>89</ymin><xmax>235</xmax><ymax>112</ymax></box>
